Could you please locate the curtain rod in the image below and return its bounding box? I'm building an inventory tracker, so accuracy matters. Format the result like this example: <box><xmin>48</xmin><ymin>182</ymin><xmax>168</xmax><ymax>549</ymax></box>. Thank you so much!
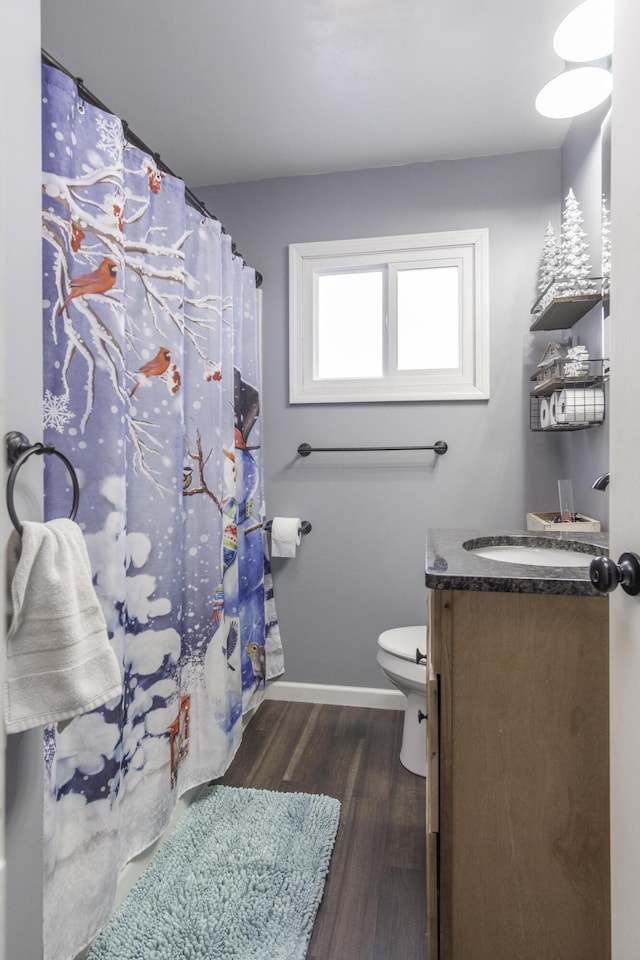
<box><xmin>41</xmin><ymin>49</ymin><xmax>262</xmax><ymax>288</ymax></box>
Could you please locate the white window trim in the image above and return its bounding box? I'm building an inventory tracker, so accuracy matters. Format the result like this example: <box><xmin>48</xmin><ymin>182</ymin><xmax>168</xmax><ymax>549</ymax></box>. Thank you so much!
<box><xmin>289</xmin><ymin>229</ymin><xmax>490</xmax><ymax>403</ymax></box>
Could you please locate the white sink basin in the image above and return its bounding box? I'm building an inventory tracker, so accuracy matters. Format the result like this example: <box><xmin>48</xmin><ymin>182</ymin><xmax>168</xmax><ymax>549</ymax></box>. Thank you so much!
<box><xmin>468</xmin><ymin>544</ymin><xmax>593</xmax><ymax>567</ymax></box>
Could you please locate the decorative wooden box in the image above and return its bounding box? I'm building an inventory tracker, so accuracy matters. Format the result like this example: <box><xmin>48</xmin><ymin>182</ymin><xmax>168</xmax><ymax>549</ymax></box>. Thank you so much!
<box><xmin>526</xmin><ymin>512</ymin><xmax>601</xmax><ymax>532</ymax></box>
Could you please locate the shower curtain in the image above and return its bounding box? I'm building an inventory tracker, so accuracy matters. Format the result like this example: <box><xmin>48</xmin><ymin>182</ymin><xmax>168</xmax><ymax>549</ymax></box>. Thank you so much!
<box><xmin>40</xmin><ymin>63</ymin><xmax>283</xmax><ymax>960</ymax></box>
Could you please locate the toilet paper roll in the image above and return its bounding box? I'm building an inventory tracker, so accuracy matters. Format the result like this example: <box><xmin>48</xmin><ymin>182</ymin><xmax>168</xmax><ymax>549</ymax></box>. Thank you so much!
<box><xmin>270</xmin><ymin>517</ymin><xmax>302</xmax><ymax>558</ymax></box>
<box><xmin>556</xmin><ymin>387</ymin><xmax>605</xmax><ymax>424</ymax></box>
<box><xmin>539</xmin><ymin>398</ymin><xmax>551</xmax><ymax>429</ymax></box>
<box><xmin>549</xmin><ymin>391</ymin><xmax>559</xmax><ymax>426</ymax></box>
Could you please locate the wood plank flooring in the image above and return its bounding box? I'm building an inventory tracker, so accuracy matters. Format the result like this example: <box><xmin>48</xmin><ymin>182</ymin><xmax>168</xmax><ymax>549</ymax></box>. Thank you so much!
<box><xmin>215</xmin><ymin>699</ymin><xmax>427</xmax><ymax>960</ymax></box>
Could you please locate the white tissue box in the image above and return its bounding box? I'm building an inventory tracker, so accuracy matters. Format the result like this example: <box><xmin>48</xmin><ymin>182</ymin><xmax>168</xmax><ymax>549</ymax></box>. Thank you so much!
<box><xmin>526</xmin><ymin>512</ymin><xmax>601</xmax><ymax>533</ymax></box>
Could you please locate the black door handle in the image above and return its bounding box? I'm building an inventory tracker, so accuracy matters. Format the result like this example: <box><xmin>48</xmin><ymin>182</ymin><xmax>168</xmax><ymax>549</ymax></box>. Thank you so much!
<box><xmin>590</xmin><ymin>552</ymin><xmax>640</xmax><ymax>596</ymax></box>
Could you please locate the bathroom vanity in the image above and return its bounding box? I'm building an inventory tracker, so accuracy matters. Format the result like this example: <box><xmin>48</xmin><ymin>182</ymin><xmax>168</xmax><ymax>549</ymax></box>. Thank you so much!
<box><xmin>425</xmin><ymin>529</ymin><xmax>610</xmax><ymax>960</ymax></box>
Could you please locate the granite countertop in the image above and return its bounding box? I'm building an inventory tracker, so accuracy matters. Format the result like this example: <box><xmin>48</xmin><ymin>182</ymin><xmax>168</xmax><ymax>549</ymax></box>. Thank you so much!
<box><xmin>425</xmin><ymin>528</ymin><xmax>609</xmax><ymax>596</ymax></box>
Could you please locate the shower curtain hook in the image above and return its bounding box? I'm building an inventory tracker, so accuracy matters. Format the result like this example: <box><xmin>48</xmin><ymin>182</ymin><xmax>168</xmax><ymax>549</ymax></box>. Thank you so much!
<box><xmin>75</xmin><ymin>76</ymin><xmax>85</xmax><ymax>113</ymax></box>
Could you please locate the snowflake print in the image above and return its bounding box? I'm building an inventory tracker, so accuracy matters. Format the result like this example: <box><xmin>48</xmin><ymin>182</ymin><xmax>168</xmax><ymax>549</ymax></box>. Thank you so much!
<box><xmin>43</xmin><ymin>390</ymin><xmax>75</xmax><ymax>433</ymax></box>
<box><xmin>95</xmin><ymin>114</ymin><xmax>124</xmax><ymax>164</ymax></box>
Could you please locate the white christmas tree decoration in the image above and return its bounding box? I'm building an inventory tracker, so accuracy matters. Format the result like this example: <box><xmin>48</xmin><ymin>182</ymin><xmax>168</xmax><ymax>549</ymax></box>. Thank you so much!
<box><xmin>538</xmin><ymin>221</ymin><xmax>561</xmax><ymax>295</ymax></box>
<box><xmin>557</xmin><ymin>188</ymin><xmax>593</xmax><ymax>295</ymax></box>
<box><xmin>601</xmin><ymin>194</ymin><xmax>611</xmax><ymax>285</ymax></box>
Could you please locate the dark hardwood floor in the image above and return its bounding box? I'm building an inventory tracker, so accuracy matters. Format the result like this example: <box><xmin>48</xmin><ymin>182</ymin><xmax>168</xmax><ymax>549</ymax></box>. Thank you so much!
<box><xmin>215</xmin><ymin>699</ymin><xmax>427</xmax><ymax>960</ymax></box>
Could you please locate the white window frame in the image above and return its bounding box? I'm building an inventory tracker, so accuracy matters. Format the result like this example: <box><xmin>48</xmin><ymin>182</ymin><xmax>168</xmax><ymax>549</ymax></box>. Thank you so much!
<box><xmin>289</xmin><ymin>229</ymin><xmax>490</xmax><ymax>403</ymax></box>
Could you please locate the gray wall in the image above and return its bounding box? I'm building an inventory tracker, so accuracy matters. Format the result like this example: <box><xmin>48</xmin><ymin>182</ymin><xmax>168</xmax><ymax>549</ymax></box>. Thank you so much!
<box><xmin>199</xmin><ymin>150</ymin><xmax>567</xmax><ymax>688</ymax></box>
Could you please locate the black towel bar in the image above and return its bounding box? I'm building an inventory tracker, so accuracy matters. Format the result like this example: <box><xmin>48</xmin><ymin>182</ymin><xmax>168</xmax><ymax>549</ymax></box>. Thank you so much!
<box><xmin>5</xmin><ymin>431</ymin><xmax>80</xmax><ymax>535</ymax></box>
<box><xmin>297</xmin><ymin>440</ymin><xmax>448</xmax><ymax>457</ymax></box>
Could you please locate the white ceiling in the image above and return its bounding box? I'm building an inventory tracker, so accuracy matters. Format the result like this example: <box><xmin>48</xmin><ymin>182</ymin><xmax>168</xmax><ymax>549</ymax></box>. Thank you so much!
<box><xmin>41</xmin><ymin>0</ymin><xmax>577</xmax><ymax>189</ymax></box>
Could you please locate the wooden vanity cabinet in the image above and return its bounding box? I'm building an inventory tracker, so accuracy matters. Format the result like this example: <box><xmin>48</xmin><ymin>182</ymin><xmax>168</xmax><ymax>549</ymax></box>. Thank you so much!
<box><xmin>426</xmin><ymin>588</ymin><xmax>610</xmax><ymax>960</ymax></box>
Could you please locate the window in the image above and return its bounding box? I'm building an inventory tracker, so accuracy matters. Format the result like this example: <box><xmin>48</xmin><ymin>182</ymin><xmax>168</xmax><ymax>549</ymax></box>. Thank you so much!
<box><xmin>289</xmin><ymin>229</ymin><xmax>489</xmax><ymax>403</ymax></box>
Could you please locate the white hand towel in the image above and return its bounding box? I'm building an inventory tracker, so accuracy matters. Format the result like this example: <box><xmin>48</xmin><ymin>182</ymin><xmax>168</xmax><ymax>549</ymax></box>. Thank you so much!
<box><xmin>4</xmin><ymin>518</ymin><xmax>121</xmax><ymax>733</ymax></box>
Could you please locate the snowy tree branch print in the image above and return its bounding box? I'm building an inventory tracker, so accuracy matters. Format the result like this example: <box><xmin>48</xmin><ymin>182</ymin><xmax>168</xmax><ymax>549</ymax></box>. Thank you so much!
<box><xmin>183</xmin><ymin>427</ymin><xmax>223</xmax><ymax>512</ymax></box>
<box><xmin>41</xmin><ymin>155</ymin><xmax>228</xmax><ymax>484</ymax></box>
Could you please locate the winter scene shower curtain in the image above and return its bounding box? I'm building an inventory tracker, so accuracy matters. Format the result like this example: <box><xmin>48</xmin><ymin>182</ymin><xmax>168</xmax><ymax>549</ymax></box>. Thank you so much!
<box><xmin>40</xmin><ymin>63</ymin><xmax>282</xmax><ymax>960</ymax></box>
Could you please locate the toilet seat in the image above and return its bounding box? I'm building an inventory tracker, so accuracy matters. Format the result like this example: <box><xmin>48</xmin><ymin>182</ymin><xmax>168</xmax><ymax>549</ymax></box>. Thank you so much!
<box><xmin>377</xmin><ymin>625</ymin><xmax>426</xmax><ymax>663</ymax></box>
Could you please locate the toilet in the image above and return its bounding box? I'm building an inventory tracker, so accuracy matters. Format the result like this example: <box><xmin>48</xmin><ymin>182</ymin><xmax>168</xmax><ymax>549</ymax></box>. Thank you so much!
<box><xmin>376</xmin><ymin>625</ymin><xmax>427</xmax><ymax>777</ymax></box>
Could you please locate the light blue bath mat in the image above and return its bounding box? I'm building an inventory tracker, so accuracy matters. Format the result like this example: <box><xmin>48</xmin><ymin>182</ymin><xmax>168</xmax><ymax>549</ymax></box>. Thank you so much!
<box><xmin>86</xmin><ymin>785</ymin><xmax>341</xmax><ymax>960</ymax></box>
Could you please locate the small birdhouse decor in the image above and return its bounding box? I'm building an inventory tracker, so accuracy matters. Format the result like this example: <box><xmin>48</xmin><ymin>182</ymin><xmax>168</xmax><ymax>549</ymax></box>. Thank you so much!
<box><xmin>535</xmin><ymin>340</ymin><xmax>570</xmax><ymax>386</ymax></box>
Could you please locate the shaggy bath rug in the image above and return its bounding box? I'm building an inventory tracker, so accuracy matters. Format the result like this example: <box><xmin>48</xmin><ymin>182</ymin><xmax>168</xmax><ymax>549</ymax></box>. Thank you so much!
<box><xmin>86</xmin><ymin>785</ymin><xmax>341</xmax><ymax>960</ymax></box>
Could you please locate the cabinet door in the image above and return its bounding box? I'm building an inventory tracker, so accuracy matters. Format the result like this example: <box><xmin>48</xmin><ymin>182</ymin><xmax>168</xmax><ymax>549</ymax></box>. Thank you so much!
<box><xmin>443</xmin><ymin>590</ymin><xmax>609</xmax><ymax>960</ymax></box>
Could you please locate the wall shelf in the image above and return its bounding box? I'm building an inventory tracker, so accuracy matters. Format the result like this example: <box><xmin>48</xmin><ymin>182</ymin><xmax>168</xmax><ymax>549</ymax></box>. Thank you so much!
<box><xmin>528</xmin><ymin>277</ymin><xmax>609</xmax><ymax>432</ymax></box>
<box><xmin>530</xmin><ymin>375</ymin><xmax>604</xmax><ymax>397</ymax></box>
<box><xmin>530</xmin><ymin>382</ymin><xmax>607</xmax><ymax>431</ymax></box>
<box><xmin>530</xmin><ymin>397</ymin><xmax>603</xmax><ymax>431</ymax></box>
<box><xmin>529</xmin><ymin>277</ymin><xmax>606</xmax><ymax>332</ymax></box>
<box><xmin>530</xmin><ymin>293</ymin><xmax>602</xmax><ymax>331</ymax></box>
<box><xmin>530</xmin><ymin>358</ymin><xmax>608</xmax><ymax>397</ymax></box>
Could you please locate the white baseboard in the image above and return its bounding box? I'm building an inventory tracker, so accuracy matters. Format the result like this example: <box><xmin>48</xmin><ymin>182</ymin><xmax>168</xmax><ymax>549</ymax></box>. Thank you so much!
<box><xmin>265</xmin><ymin>679</ymin><xmax>404</xmax><ymax>710</ymax></box>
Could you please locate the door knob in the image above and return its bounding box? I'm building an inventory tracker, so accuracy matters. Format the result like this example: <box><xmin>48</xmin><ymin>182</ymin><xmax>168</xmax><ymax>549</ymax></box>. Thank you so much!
<box><xmin>589</xmin><ymin>552</ymin><xmax>640</xmax><ymax>596</ymax></box>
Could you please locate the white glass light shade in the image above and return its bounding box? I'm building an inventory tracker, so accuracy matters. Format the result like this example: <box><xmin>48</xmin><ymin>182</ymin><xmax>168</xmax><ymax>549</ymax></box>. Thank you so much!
<box><xmin>553</xmin><ymin>0</ymin><xmax>614</xmax><ymax>62</ymax></box>
<box><xmin>535</xmin><ymin>66</ymin><xmax>612</xmax><ymax>119</ymax></box>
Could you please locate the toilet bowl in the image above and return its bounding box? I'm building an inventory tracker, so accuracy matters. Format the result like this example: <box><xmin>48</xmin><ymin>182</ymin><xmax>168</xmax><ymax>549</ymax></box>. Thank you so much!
<box><xmin>376</xmin><ymin>625</ymin><xmax>427</xmax><ymax>777</ymax></box>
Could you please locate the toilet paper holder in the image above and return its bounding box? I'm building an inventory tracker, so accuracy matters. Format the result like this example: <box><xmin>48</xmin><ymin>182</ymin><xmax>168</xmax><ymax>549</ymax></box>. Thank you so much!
<box><xmin>265</xmin><ymin>519</ymin><xmax>312</xmax><ymax>537</ymax></box>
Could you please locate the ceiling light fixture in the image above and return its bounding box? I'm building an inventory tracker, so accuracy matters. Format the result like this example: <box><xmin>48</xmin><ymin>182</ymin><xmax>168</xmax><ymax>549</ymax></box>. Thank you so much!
<box><xmin>536</xmin><ymin>64</ymin><xmax>613</xmax><ymax>119</ymax></box>
<box><xmin>553</xmin><ymin>0</ymin><xmax>614</xmax><ymax>62</ymax></box>
<box><xmin>536</xmin><ymin>0</ymin><xmax>613</xmax><ymax>120</ymax></box>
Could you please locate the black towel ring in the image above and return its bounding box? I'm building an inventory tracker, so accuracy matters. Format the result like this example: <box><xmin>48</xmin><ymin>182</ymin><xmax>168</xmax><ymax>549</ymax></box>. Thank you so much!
<box><xmin>5</xmin><ymin>431</ymin><xmax>80</xmax><ymax>535</ymax></box>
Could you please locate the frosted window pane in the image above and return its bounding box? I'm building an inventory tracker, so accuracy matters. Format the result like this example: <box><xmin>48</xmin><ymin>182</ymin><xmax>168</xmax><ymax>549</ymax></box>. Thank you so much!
<box><xmin>397</xmin><ymin>267</ymin><xmax>459</xmax><ymax>370</ymax></box>
<box><xmin>317</xmin><ymin>272</ymin><xmax>383</xmax><ymax>379</ymax></box>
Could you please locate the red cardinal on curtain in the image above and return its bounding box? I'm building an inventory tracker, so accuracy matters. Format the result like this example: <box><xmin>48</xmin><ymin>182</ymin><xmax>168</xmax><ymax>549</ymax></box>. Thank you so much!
<box><xmin>58</xmin><ymin>256</ymin><xmax>118</xmax><ymax>315</ymax></box>
<box><xmin>130</xmin><ymin>347</ymin><xmax>172</xmax><ymax>397</ymax></box>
